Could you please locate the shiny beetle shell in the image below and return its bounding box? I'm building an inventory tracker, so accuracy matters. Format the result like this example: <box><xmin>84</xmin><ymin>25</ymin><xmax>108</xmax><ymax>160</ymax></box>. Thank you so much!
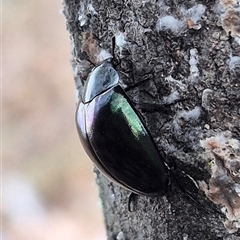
<box><xmin>76</xmin><ymin>59</ymin><xmax>169</xmax><ymax>196</ymax></box>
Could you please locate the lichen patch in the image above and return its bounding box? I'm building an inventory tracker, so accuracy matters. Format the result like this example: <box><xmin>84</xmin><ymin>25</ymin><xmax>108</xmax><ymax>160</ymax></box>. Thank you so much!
<box><xmin>199</xmin><ymin>131</ymin><xmax>240</xmax><ymax>233</ymax></box>
<box><xmin>220</xmin><ymin>0</ymin><xmax>240</xmax><ymax>44</ymax></box>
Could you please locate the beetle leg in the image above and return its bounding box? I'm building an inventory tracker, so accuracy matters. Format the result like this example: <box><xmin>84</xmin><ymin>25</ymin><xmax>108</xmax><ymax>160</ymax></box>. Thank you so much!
<box><xmin>124</xmin><ymin>78</ymin><xmax>154</xmax><ymax>92</ymax></box>
<box><xmin>164</xmin><ymin>160</ymin><xmax>212</xmax><ymax>214</ymax></box>
<box><xmin>168</xmin><ymin>171</ymin><xmax>211</xmax><ymax>214</ymax></box>
<box><xmin>134</xmin><ymin>98</ymin><xmax>190</xmax><ymax>113</ymax></box>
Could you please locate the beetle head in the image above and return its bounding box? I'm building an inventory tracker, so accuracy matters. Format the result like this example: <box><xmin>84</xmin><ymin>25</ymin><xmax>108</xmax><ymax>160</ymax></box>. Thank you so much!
<box><xmin>82</xmin><ymin>60</ymin><xmax>120</xmax><ymax>103</ymax></box>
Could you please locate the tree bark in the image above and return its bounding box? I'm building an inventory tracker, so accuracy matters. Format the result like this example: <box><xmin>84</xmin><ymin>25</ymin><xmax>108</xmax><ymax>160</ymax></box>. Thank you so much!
<box><xmin>63</xmin><ymin>0</ymin><xmax>240</xmax><ymax>239</ymax></box>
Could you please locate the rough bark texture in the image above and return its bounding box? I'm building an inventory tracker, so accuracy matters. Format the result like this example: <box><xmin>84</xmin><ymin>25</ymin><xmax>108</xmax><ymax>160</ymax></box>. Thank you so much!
<box><xmin>63</xmin><ymin>0</ymin><xmax>240</xmax><ymax>239</ymax></box>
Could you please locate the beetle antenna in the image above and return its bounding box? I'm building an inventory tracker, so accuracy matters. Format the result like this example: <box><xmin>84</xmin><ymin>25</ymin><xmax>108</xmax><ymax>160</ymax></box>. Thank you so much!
<box><xmin>111</xmin><ymin>36</ymin><xmax>120</xmax><ymax>67</ymax></box>
<box><xmin>86</xmin><ymin>58</ymin><xmax>96</xmax><ymax>67</ymax></box>
<box><xmin>112</xmin><ymin>36</ymin><xmax>116</xmax><ymax>59</ymax></box>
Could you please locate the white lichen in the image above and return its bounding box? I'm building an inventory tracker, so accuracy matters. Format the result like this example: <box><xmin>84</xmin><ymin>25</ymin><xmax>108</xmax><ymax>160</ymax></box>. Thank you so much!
<box><xmin>165</xmin><ymin>76</ymin><xmax>187</xmax><ymax>91</ymax></box>
<box><xmin>200</xmin><ymin>131</ymin><xmax>240</xmax><ymax>233</ymax></box>
<box><xmin>97</xmin><ymin>49</ymin><xmax>112</xmax><ymax>62</ymax></box>
<box><xmin>78</xmin><ymin>2</ymin><xmax>98</xmax><ymax>27</ymax></box>
<box><xmin>156</xmin><ymin>15</ymin><xmax>185</xmax><ymax>33</ymax></box>
<box><xmin>234</xmin><ymin>37</ymin><xmax>240</xmax><ymax>45</ymax></box>
<box><xmin>177</xmin><ymin>106</ymin><xmax>201</xmax><ymax>121</ymax></box>
<box><xmin>202</xmin><ymin>89</ymin><xmax>213</xmax><ymax>111</ymax></box>
<box><xmin>228</xmin><ymin>54</ymin><xmax>240</xmax><ymax>70</ymax></box>
<box><xmin>115</xmin><ymin>32</ymin><xmax>127</xmax><ymax>51</ymax></box>
<box><xmin>163</xmin><ymin>90</ymin><xmax>180</xmax><ymax>104</ymax></box>
<box><xmin>181</xmin><ymin>4</ymin><xmax>206</xmax><ymax>24</ymax></box>
<box><xmin>156</xmin><ymin>4</ymin><xmax>206</xmax><ymax>34</ymax></box>
<box><xmin>116</xmin><ymin>231</ymin><xmax>125</xmax><ymax>240</ymax></box>
<box><xmin>78</xmin><ymin>3</ymin><xmax>88</xmax><ymax>26</ymax></box>
<box><xmin>171</xmin><ymin>107</ymin><xmax>201</xmax><ymax>136</ymax></box>
<box><xmin>188</xmin><ymin>48</ymin><xmax>199</xmax><ymax>82</ymax></box>
<box><xmin>88</xmin><ymin>3</ymin><xmax>97</xmax><ymax>15</ymax></box>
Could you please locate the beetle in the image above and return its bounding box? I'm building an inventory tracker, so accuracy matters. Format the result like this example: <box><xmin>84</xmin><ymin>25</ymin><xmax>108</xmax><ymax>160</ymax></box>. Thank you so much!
<box><xmin>75</xmin><ymin>58</ymin><xmax>169</xmax><ymax>196</ymax></box>
<box><xmin>75</xmin><ymin>55</ymin><xmax>213</xmax><ymax>214</ymax></box>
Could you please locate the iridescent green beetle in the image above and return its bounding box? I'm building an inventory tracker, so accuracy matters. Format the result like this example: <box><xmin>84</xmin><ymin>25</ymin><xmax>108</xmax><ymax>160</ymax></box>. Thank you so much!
<box><xmin>75</xmin><ymin>59</ymin><xmax>169</xmax><ymax>196</ymax></box>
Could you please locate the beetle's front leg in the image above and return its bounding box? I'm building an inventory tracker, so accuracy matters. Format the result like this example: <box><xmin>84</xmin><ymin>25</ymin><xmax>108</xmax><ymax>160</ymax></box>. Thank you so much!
<box><xmin>133</xmin><ymin>98</ymin><xmax>190</xmax><ymax>113</ymax></box>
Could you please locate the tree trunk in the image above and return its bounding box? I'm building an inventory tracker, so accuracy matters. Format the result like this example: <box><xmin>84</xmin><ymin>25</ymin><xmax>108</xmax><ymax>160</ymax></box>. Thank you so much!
<box><xmin>63</xmin><ymin>0</ymin><xmax>240</xmax><ymax>239</ymax></box>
